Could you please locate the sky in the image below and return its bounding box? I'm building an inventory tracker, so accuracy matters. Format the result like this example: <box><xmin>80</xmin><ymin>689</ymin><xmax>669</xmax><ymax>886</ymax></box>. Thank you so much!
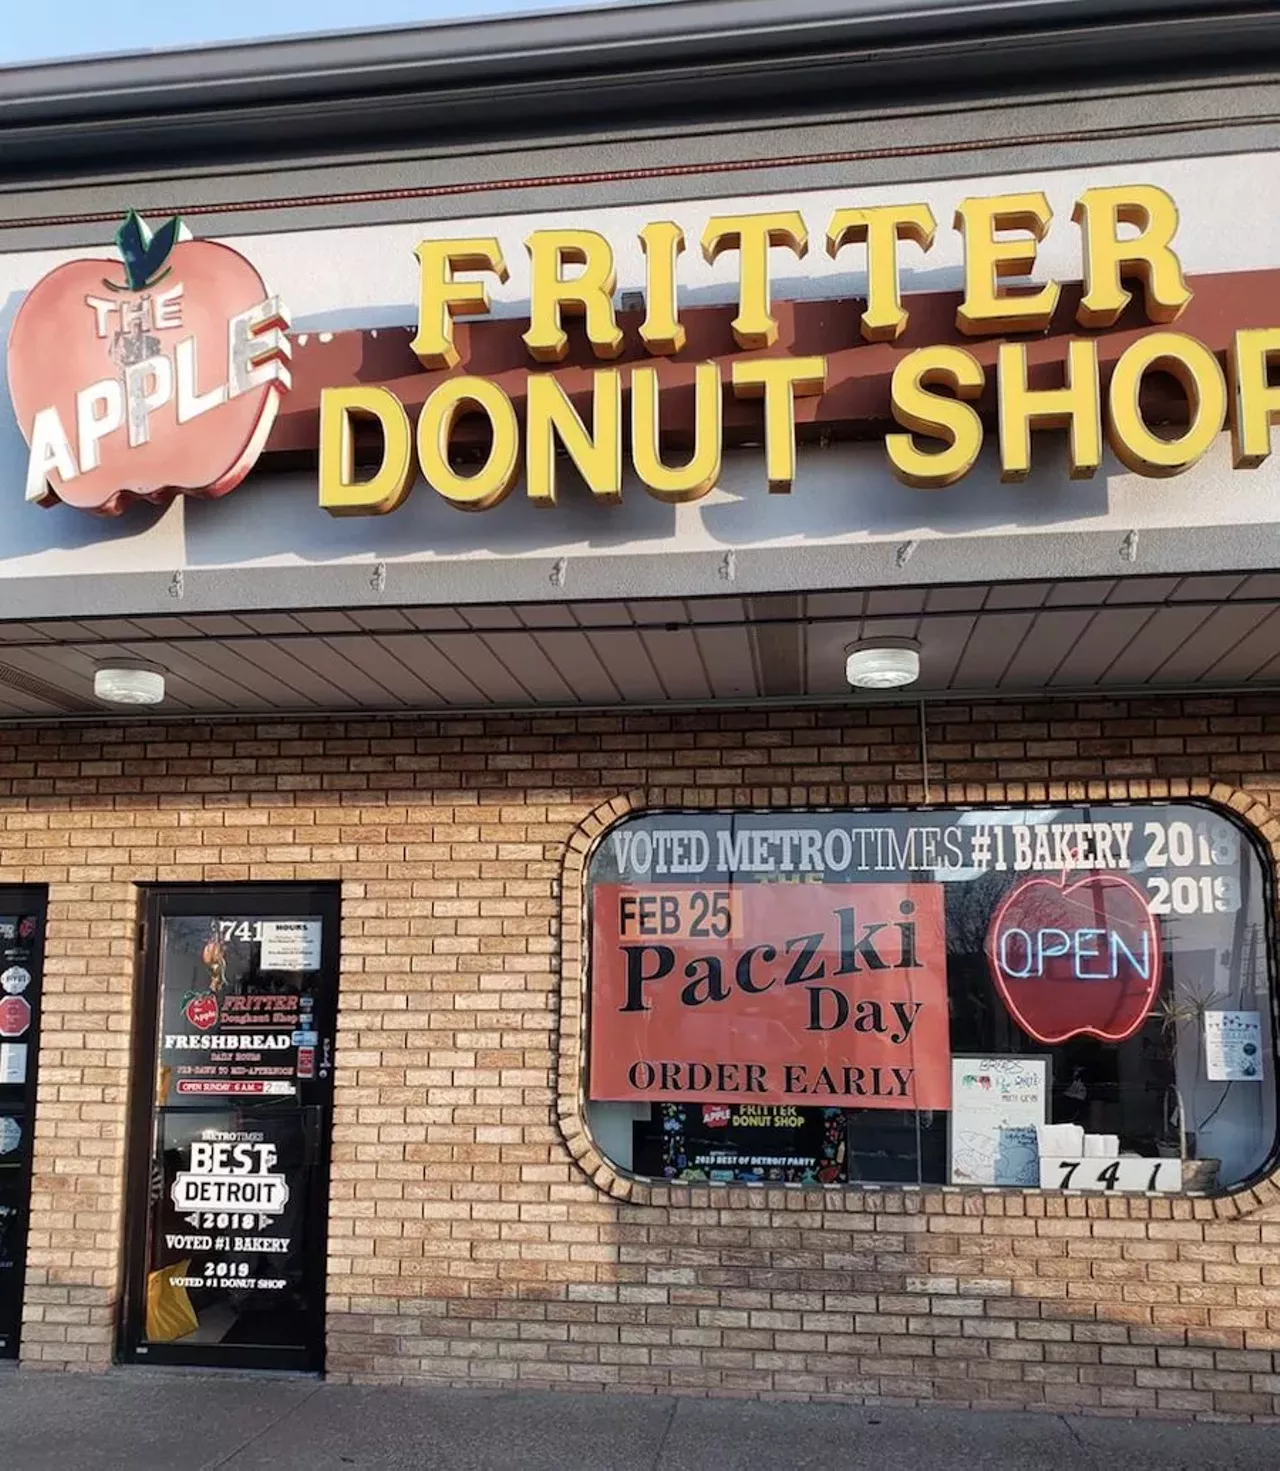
<box><xmin>2</xmin><ymin>0</ymin><xmax>586</xmax><ymax>67</ymax></box>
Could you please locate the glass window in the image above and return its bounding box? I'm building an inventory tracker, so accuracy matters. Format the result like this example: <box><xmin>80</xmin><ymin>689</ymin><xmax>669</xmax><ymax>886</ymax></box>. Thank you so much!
<box><xmin>583</xmin><ymin>804</ymin><xmax>1276</xmax><ymax>1196</ymax></box>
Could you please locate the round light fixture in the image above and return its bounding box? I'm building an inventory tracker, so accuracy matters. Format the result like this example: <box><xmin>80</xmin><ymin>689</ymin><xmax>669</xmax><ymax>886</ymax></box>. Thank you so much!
<box><xmin>844</xmin><ymin>639</ymin><xmax>921</xmax><ymax>691</ymax></box>
<box><xmin>94</xmin><ymin>666</ymin><xmax>166</xmax><ymax>706</ymax></box>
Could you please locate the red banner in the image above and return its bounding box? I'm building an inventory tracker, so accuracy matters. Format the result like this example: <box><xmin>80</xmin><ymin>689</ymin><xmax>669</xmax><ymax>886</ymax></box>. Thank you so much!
<box><xmin>589</xmin><ymin>882</ymin><xmax>951</xmax><ymax>1109</ymax></box>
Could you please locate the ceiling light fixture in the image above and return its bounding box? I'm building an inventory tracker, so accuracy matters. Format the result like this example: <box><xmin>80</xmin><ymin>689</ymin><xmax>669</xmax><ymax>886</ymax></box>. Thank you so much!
<box><xmin>93</xmin><ymin>665</ymin><xmax>166</xmax><ymax>706</ymax></box>
<box><xmin>844</xmin><ymin>639</ymin><xmax>921</xmax><ymax>691</ymax></box>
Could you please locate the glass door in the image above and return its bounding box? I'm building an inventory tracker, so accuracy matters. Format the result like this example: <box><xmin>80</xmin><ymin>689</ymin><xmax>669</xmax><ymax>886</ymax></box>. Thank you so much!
<box><xmin>0</xmin><ymin>891</ymin><xmax>47</xmax><ymax>1359</ymax></box>
<box><xmin>120</xmin><ymin>885</ymin><xmax>339</xmax><ymax>1371</ymax></box>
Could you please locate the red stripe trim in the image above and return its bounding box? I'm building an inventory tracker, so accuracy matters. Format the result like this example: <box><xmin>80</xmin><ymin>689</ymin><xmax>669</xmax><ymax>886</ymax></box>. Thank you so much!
<box><xmin>0</xmin><ymin>112</ymin><xmax>1259</xmax><ymax>234</ymax></box>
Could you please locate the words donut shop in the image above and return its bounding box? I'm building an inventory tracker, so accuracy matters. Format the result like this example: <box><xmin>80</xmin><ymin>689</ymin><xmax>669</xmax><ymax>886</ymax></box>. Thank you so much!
<box><xmin>4</xmin><ymin>0</ymin><xmax>1280</xmax><ymax>1424</ymax></box>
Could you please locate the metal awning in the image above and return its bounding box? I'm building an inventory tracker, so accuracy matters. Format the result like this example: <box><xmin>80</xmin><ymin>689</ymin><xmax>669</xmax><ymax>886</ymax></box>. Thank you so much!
<box><xmin>0</xmin><ymin>571</ymin><xmax>1275</xmax><ymax>718</ymax></box>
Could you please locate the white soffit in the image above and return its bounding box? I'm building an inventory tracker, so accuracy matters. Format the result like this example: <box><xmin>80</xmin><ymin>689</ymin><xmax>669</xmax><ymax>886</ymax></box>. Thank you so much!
<box><xmin>0</xmin><ymin>574</ymin><xmax>1272</xmax><ymax>719</ymax></box>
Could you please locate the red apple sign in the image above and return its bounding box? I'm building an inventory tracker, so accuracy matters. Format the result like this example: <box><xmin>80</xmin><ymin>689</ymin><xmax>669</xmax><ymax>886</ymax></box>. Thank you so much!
<box><xmin>183</xmin><ymin>993</ymin><xmax>219</xmax><ymax>1032</ymax></box>
<box><xmin>7</xmin><ymin>211</ymin><xmax>290</xmax><ymax>515</ymax></box>
<box><xmin>985</xmin><ymin>870</ymin><xmax>1162</xmax><ymax>1044</ymax></box>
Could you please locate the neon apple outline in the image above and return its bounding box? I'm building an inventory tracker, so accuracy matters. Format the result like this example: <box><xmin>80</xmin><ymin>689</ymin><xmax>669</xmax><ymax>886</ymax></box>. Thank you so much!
<box><xmin>984</xmin><ymin>869</ymin><xmax>1162</xmax><ymax>1044</ymax></box>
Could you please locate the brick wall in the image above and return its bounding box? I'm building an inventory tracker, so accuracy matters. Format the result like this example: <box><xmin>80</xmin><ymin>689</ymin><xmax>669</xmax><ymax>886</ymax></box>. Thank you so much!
<box><xmin>9</xmin><ymin>694</ymin><xmax>1280</xmax><ymax>1418</ymax></box>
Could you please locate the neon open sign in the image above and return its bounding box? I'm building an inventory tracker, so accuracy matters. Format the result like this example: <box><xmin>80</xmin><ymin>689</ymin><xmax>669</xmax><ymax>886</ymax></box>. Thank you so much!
<box><xmin>994</xmin><ymin>924</ymin><xmax>1153</xmax><ymax>983</ymax></box>
<box><xmin>984</xmin><ymin>872</ymin><xmax>1162</xmax><ymax>1044</ymax></box>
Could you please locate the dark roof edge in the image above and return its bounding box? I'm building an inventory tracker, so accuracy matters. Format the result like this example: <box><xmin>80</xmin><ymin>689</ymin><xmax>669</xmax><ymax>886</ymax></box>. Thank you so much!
<box><xmin>0</xmin><ymin>0</ymin><xmax>1266</xmax><ymax>109</ymax></box>
<box><xmin>4</xmin><ymin>0</ymin><xmax>1280</xmax><ymax>180</ymax></box>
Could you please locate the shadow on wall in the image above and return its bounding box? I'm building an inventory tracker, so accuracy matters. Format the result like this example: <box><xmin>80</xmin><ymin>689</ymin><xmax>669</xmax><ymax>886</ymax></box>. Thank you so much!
<box><xmin>188</xmin><ymin>269</ymin><xmax>1130</xmax><ymax>567</ymax></box>
<box><xmin>183</xmin><ymin>460</ymin><xmax>682</xmax><ymax>566</ymax></box>
<box><xmin>181</xmin><ymin>438</ymin><xmax>1122</xmax><ymax>570</ymax></box>
<box><xmin>322</xmin><ymin>750</ymin><xmax>1280</xmax><ymax>1411</ymax></box>
<box><xmin>324</xmin><ymin>1167</ymin><xmax>1280</xmax><ymax>1413</ymax></box>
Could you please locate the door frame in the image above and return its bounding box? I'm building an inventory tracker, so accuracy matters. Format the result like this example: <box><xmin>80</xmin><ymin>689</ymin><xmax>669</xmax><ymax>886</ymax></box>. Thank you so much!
<box><xmin>118</xmin><ymin>882</ymin><xmax>341</xmax><ymax>1371</ymax></box>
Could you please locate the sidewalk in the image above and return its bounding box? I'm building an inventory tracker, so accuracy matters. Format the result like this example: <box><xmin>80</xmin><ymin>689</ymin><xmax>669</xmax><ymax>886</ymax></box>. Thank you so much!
<box><xmin>1</xmin><ymin>1371</ymin><xmax>1278</xmax><ymax>1470</ymax></box>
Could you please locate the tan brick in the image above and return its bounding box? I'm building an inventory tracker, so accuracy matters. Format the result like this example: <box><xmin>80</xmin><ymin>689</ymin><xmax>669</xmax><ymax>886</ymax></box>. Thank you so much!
<box><xmin>0</xmin><ymin>704</ymin><xmax>1275</xmax><ymax>1423</ymax></box>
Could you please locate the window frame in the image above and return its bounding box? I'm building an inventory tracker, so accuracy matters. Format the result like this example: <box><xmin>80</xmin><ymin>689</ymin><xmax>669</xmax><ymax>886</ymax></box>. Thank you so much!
<box><xmin>573</xmin><ymin>797</ymin><xmax>1280</xmax><ymax>1201</ymax></box>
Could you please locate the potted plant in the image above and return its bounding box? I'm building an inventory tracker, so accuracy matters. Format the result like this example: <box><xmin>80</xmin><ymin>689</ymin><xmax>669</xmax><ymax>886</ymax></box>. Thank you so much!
<box><xmin>1156</xmin><ymin>980</ymin><xmax>1228</xmax><ymax>1191</ymax></box>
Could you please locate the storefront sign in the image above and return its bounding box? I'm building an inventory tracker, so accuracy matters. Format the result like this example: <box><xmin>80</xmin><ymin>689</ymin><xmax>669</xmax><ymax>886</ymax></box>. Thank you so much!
<box><xmin>323</xmin><ymin>186</ymin><xmax>1272</xmax><ymax>510</ymax></box>
<box><xmin>13</xmin><ymin>186</ymin><xmax>1280</xmax><ymax>516</ymax></box>
<box><xmin>1039</xmin><ymin>1156</ymin><xmax>1182</xmax><ymax>1193</ymax></box>
<box><xmin>8</xmin><ymin>212</ymin><xmax>290</xmax><ymax>513</ymax></box>
<box><xmin>590</xmin><ymin>880</ymin><xmax>951</xmax><ymax>1108</ymax></box>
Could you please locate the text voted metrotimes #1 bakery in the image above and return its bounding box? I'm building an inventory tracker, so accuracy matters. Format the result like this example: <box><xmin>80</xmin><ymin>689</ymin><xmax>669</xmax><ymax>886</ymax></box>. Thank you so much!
<box><xmin>6</xmin><ymin>0</ymin><xmax>1280</xmax><ymax>1421</ymax></box>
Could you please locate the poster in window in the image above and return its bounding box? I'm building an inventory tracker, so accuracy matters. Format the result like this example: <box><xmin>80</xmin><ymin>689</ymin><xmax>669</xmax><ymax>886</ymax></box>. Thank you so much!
<box><xmin>1205</xmin><ymin>1011</ymin><xmax>1265</xmax><ymax>1082</ymax></box>
<box><xmin>590</xmin><ymin>881</ymin><xmax>951</xmax><ymax>1109</ymax></box>
<box><xmin>949</xmin><ymin>1056</ymin><xmax>1049</xmax><ymax>1186</ymax></box>
<box><xmin>0</xmin><ymin>1046</ymin><xmax>25</xmax><ymax>1086</ymax></box>
<box><xmin>638</xmin><ymin>1103</ymin><xmax>848</xmax><ymax>1184</ymax></box>
<box><xmin>144</xmin><ymin>1107</ymin><xmax>318</xmax><ymax>1349</ymax></box>
<box><xmin>259</xmin><ymin>921</ymin><xmax>322</xmax><ymax>974</ymax></box>
<box><xmin>157</xmin><ymin>916</ymin><xmax>325</xmax><ymax>1103</ymax></box>
<box><xmin>0</xmin><ymin>915</ymin><xmax>39</xmax><ymax>1098</ymax></box>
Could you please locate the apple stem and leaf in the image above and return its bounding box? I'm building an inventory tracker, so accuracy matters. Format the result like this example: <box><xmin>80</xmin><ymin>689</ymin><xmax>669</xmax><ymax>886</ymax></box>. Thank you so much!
<box><xmin>108</xmin><ymin>211</ymin><xmax>193</xmax><ymax>293</ymax></box>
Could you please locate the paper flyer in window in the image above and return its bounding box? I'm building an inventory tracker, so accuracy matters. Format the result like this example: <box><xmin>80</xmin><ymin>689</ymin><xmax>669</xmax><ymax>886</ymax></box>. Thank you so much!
<box><xmin>1204</xmin><ymin>1011</ymin><xmax>1264</xmax><ymax>1082</ymax></box>
<box><xmin>258</xmin><ymin>921</ymin><xmax>322</xmax><ymax>974</ymax></box>
<box><xmin>949</xmin><ymin>1056</ymin><xmax>1049</xmax><ymax>1187</ymax></box>
<box><xmin>0</xmin><ymin>1045</ymin><xmax>26</xmax><ymax>1086</ymax></box>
